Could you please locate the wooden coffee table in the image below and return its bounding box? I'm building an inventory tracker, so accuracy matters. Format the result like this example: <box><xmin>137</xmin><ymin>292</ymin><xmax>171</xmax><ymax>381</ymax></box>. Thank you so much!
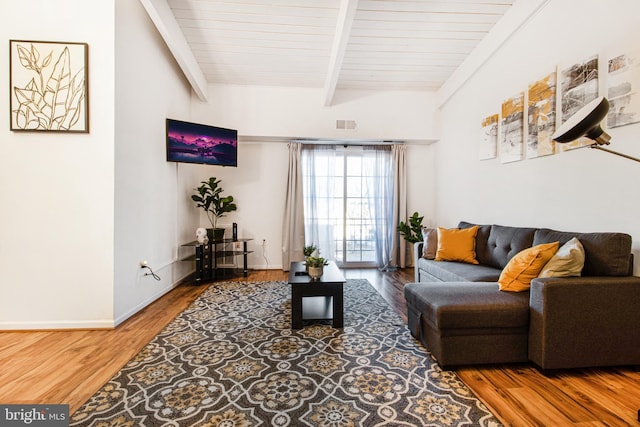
<box><xmin>288</xmin><ymin>261</ymin><xmax>345</xmax><ymax>329</ymax></box>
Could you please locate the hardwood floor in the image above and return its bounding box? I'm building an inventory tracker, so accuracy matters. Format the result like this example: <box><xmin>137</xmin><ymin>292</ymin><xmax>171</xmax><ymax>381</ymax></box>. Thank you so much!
<box><xmin>1</xmin><ymin>268</ymin><xmax>638</xmax><ymax>425</ymax></box>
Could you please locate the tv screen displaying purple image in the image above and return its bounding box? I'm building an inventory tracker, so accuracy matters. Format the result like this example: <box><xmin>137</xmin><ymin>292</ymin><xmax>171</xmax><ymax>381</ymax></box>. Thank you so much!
<box><xmin>166</xmin><ymin>118</ymin><xmax>238</xmax><ymax>167</ymax></box>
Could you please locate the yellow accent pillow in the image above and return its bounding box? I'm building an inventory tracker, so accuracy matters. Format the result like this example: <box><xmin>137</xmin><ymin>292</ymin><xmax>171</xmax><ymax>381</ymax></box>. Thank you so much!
<box><xmin>435</xmin><ymin>226</ymin><xmax>479</xmax><ymax>264</ymax></box>
<box><xmin>498</xmin><ymin>242</ymin><xmax>560</xmax><ymax>292</ymax></box>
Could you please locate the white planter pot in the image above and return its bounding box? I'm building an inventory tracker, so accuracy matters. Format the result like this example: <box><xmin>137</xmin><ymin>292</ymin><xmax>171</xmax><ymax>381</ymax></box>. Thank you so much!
<box><xmin>308</xmin><ymin>266</ymin><xmax>324</xmax><ymax>280</ymax></box>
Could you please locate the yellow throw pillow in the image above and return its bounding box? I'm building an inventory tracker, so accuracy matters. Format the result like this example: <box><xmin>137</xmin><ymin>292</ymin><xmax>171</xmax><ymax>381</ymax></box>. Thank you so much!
<box><xmin>499</xmin><ymin>242</ymin><xmax>560</xmax><ymax>292</ymax></box>
<box><xmin>435</xmin><ymin>226</ymin><xmax>479</xmax><ymax>264</ymax></box>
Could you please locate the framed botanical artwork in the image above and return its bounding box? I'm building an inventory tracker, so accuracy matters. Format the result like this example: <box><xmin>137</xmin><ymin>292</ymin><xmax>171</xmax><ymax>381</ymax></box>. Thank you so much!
<box><xmin>9</xmin><ymin>40</ymin><xmax>89</xmax><ymax>132</ymax></box>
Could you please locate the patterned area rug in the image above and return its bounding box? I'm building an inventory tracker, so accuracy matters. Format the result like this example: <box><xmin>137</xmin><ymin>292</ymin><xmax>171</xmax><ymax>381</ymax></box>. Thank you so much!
<box><xmin>71</xmin><ymin>280</ymin><xmax>501</xmax><ymax>426</ymax></box>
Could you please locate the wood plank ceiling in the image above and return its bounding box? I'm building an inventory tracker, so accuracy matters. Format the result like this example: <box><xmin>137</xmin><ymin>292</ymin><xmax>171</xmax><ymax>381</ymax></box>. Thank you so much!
<box><xmin>166</xmin><ymin>0</ymin><xmax>514</xmax><ymax>94</ymax></box>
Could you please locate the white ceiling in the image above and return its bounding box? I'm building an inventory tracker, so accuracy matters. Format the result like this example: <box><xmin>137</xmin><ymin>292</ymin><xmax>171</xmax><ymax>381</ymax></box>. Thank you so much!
<box><xmin>163</xmin><ymin>0</ymin><xmax>515</xmax><ymax>97</ymax></box>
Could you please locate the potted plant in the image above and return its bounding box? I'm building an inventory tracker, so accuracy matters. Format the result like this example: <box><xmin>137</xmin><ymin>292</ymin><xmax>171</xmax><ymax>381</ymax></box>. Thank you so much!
<box><xmin>303</xmin><ymin>244</ymin><xmax>318</xmax><ymax>258</ymax></box>
<box><xmin>303</xmin><ymin>245</ymin><xmax>319</xmax><ymax>271</ymax></box>
<box><xmin>397</xmin><ymin>211</ymin><xmax>424</xmax><ymax>244</ymax></box>
<box><xmin>191</xmin><ymin>177</ymin><xmax>237</xmax><ymax>241</ymax></box>
<box><xmin>305</xmin><ymin>256</ymin><xmax>328</xmax><ymax>280</ymax></box>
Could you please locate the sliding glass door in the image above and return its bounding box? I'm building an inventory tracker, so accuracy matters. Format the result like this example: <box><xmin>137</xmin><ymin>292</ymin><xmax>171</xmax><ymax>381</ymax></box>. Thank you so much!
<box><xmin>302</xmin><ymin>145</ymin><xmax>393</xmax><ymax>268</ymax></box>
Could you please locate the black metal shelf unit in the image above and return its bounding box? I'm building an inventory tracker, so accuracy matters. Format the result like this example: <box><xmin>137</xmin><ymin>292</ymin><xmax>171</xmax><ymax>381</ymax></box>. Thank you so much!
<box><xmin>181</xmin><ymin>238</ymin><xmax>253</xmax><ymax>284</ymax></box>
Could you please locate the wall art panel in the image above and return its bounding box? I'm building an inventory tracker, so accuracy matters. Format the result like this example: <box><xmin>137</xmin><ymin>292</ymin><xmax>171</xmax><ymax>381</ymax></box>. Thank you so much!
<box><xmin>480</xmin><ymin>114</ymin><xmax>499</xmax><ymax>160</ymax></box>
<box><xmin>527</xmin><ymin>72</ymin><xmax>557</xmax><ymax>158</ymax></box>
<box><xmin>607</xmin><ymin>49</ymin><xmax>640</xmax><ymax>128</ymax></box>
<box><xmin>9</xmin><ymin>40</ymin><xmax>89</xmax><ymax>132</ymax></box>
<box><xmin>558</xmin><ymin>55</ymin><xmax>599</xmax><ymax>150</ymax></box>
<box><xmin>500</xmin><ymin>93</ymin><xmax>524</xmax><ymax>163</ymax></box>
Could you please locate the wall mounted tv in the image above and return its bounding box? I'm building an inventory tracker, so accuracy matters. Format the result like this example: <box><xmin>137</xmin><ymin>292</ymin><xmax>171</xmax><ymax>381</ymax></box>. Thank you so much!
<box><xmin>166</xmin><ymin>118</ymin><xmax>238</xmax><ymax>167</ymax></box>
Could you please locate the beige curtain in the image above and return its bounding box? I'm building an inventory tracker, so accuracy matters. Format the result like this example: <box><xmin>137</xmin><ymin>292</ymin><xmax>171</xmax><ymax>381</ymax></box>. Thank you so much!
<box><xmin>281</xmin><ymin>142</ymin><xmax>305</xmax><ymax>271</ymax></box>
<box><xmin>391</xmin><ymin>144</ymin><xmax>408</xmax><ymax>268</ymax></box>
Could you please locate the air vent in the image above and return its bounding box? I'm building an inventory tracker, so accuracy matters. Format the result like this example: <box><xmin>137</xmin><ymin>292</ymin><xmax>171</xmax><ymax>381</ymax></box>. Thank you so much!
<box><xmin>336</xmin><ymin>119</ymin><xmax>357</xmax><ymax>130</ymax></box>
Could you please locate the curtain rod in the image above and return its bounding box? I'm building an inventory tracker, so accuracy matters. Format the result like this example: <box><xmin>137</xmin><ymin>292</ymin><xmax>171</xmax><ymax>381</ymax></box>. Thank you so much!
<box><xmin>290</xmin><ymin>139</ymin><xmax>403</xmax><ymax>145</ymax></box>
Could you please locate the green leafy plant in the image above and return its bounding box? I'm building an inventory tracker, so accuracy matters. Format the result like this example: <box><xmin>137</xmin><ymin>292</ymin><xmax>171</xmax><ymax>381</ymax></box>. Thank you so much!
<box><xmin>397</xmin><ymin>211</ymin><xmax>424</xmax><ymax>244</ymax></box>
<box><xmin>303</xmin><ymin>244</ymin><xmax>318</xmax><ymax>257</ymax></box>
<box><xmin>191</xmin><ymin>177</ymin><xmax>237</xmax><ymax>230</ymax></box>
<box><xmin>305</xmin><ymin>256</ymin><xmax>328</xmax><ymax>268</ymax></box>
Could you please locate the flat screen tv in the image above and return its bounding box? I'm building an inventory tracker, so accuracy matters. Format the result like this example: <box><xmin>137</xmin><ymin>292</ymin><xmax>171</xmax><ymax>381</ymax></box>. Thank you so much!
<box><xmin>166</xmin><ymin>118</ymin><xmax>237</xmax><ymax>167</ymax></box>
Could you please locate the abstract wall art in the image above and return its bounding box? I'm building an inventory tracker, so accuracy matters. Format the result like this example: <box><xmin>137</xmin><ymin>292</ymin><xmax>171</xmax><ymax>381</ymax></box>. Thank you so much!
<box><xmin>607</xmin><ymin>49</ymin><xmax>640</xmax><ymax>128</ymax></box>
<box><xmin>500</xmin><ymin>93</ymin><xmax>524</xmax><ymax>163</ymax></box>
<box><xmin>527</xmin><ymin>72</ymin><xmax>557</xmax><ymax>158</ymax></box>
<box><xmin>480</xmin><ymin>114</ymin><xmax>499</xmax><ymax>160</ymax></box>
<box><xmin>559</xmin><ymin>55</ymin><xmax>599</xmax><ymax>150</ymax></box>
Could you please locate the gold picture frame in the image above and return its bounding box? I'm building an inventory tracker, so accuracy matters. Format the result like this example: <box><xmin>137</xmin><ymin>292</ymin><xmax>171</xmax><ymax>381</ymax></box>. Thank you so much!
<box><xmin>9</xmin><ymin>40</ymin><xmax>89</xmax><ymax>132</ymax></box>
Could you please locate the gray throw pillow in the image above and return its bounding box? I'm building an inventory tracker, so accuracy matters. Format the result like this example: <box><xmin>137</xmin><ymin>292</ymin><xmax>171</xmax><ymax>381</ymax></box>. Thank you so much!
<box><xmin>421</xmin><ymin>227</ymin><xmax>437</xmax><ymax>259</ymax></box>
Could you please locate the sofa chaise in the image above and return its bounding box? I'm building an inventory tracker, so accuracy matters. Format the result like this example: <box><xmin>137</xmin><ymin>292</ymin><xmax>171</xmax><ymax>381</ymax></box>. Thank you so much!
<box><xmin>404</xmin><ymin>221</ymin><xmax>640</xmax><ymax>370</ymax></box>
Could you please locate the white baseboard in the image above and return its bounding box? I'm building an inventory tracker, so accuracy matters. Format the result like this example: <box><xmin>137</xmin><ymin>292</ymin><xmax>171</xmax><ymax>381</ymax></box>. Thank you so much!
<box><xmin>0</xmin><ymin>266</ymin><xmax>285</xmax><ymax>331</ymax></box>
<box><xmin>114</xmin><ymin>270</ymin><xmax>193</xmax><ymax>327</ymax></box>
<box><xmin>0</xmin><ymin>319</ymin><xmax>115</xmax><ymax>330</ymax></box>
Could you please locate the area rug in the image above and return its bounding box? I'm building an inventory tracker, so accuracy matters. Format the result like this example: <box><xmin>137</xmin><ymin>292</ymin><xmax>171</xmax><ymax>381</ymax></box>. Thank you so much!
<box><xmin>70</xmin><ymin>280</ymin><xmax>501</xmax><ymax>426</ymax></box>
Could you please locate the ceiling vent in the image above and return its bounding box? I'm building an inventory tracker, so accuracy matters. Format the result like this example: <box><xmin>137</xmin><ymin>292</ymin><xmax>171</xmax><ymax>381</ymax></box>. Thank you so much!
<box><xmin>336</xmin><ymin>119</ymin><xmax>357</xmax><ymax>130</ymax></box>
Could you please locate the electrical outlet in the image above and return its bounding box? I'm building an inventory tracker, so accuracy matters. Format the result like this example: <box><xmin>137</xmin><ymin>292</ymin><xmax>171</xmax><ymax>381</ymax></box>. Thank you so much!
<box><xmin>139</xmin><ymin>260</ymin><xmax>148</xmax><ymax>268</ymax></box>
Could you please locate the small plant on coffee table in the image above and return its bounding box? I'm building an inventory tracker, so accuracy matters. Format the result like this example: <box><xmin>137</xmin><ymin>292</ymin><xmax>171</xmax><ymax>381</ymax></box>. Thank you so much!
<box><xmin>303</xmin><ymin>244</ymin><xmax>318</xmax><ymax>257</ymax></box>
<box><xmin>305</xmin><ymin>256</ymin><xmax>328</xmax><ymax>268</ymax></box>
<box><xmin>305</xmin><ymin>256</ymin><xmax>328</xmax><ymax>280</ymax></box>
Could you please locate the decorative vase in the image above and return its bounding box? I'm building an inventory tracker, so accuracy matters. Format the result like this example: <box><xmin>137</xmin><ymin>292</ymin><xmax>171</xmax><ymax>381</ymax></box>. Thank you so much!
<box><xmin>308</xmin><ymin>266</ymin><xmax>323</xmax><ymax>280</ymax></box>
<box><xmin>207</xmin><ymin>228</ymin><xmax>225</xmax><ymax>242</ymax></box>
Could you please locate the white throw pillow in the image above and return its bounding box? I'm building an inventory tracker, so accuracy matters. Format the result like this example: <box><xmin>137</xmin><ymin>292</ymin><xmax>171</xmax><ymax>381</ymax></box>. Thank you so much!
<box><xmin>538</xmin><ymin>237</ymin><xmax>585</xmax><ymax>278</ymax></box>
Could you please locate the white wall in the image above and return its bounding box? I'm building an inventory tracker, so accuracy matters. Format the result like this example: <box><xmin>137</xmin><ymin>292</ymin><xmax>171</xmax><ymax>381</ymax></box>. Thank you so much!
<box><xmin>113</xmin><ymin>0</ymin><xmax>199</xmax><ymax>324</ymax></box>
<box><xmin>178</xmin><ymin>141</ymin><xmax>435</xmax><ymax>271</ymax></box>
<box><xmin>0</xmin><ymin>0</ymin><xmax>116</xmax><ymax>328</ymax></box>
<box><xmin>185</xmin><ymin>142</ymin><xmax>291</xmax><ymax>269</ymax></box>
<box><xmin>406</xmin><ymin>144</ymin><xmax>436</xmax><ymax>228</ymax></box>
<box><xmin>188</xmin><ymin>86</ymin><xmax>437</xmax><ymax>269</ymax></box>
<box><xmin>0</xmin><ymin>0</ymin><xmax>204</xmax><ymax>329</ymax></box>
<box><xmin>436</xmin><ymin>0</ymin><xmax>640</xmax><ymax>273</ymax></box>
<box><xmin>195</xmin><ymin>84</ymin><xmax>438</xmax><ymax>142</ymax></box>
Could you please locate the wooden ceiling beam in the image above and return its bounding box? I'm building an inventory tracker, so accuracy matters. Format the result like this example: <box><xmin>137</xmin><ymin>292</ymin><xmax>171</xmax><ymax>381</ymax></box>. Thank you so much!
<box><xmin>323</xmin><ymin>0</ymin><xmax>358</xmax><ymax>106</ymax></box>
<box><xmin>140</xmin><ymin>0</ymin><xmax>209</xmax><ymax>101</ymax></box>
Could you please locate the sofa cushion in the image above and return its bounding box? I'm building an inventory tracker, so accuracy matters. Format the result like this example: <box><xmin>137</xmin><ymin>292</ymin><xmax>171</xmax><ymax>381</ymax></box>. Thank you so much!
<box><xmin>404</xmin><ymin>282</ymin><xmax>530</xmax><ymax>329</ymax></box>
<box><xmin>417</xmin><ymin>258</ymin><xmax>502</xmax><ymax>282</ymax></box>
<box><xmin>485</xmin><ymin>225</ymin><xmax>537</xmax><ymax>269</ymax></box>
<box><xmin>435</xmin><ymin>226</ymin><xmax>479</xmax><ymax>264</ymax></box>
<box><xmin>533</xmin><ymin>229</ymin><xmax>632</xmax><ymax>276</ymax></box>
<box><xmin>498</xmin><ymin>242</ymin><xmax>559</xmax><ymax>292</ymax></box>
<box><xmin>458</xmin><ymin>221</ymin><xmax>492</xmax><ymax>266</ymax></box>
<box><xmin>459</xmin><ymin>222</ymin><xmax>536</xmax><ymax>269</ymax></box>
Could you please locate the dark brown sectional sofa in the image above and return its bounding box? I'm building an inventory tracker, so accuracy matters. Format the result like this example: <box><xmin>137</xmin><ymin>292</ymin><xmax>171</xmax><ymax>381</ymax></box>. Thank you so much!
<box><xmin>405</xmin><ymin>221</ymin><xmax>640</xmax><ymax>370</ymax></box>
